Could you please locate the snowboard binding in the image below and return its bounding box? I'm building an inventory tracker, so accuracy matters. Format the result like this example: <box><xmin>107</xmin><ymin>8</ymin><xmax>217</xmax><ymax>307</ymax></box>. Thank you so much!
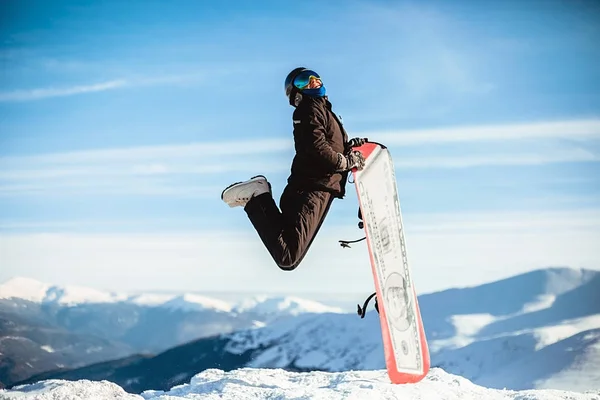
<box><xmin>337</xmin><ymin>207</ymin><xmax>378</xmax><ymax>318</ymax></box>
<box><xmin>357</xmin><ymin>291</ymin><xmax>379</xmax><ymax>318</ymax></box>
<box><xmin>338</xmin><ymin>207</ymin><xmax>366</xmax><ymax>248</ymax></box>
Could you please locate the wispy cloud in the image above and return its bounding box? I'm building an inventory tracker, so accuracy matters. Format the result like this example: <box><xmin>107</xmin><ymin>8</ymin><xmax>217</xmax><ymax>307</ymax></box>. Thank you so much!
<box><xmin>0</xmin><ymin>119</ymin><xmax>598</xmax><ymax>198</ymax></box>
<box><xmin>1</xmin><ymin>209</ymin><xmax>599</xmax><ymax>294</ymax></box>
<box><xmin>0</xmin><ymin>80</ymin><xmax>128</xmax><ymax>101</ymax></box>
<box><xmin>363</xmin><ymin>119</ymin><xmax>600</xmax><ymax>145</ymax></box>
<box><xmin>0</xmin><ymin>158</ymin><xmax>595</xmax><ymax>199</ymax></box>
<box><xmin>3</xmin><ymin>209</ymin><xmax>599</xmax><ymax>234</ymax></box>
<box><xmin>0</xmin><ymin>148</ymin><xmax>595</xmax><ymax>185</ymax></box>
<box><xmin>0</xmin><ymin>180</ymin><xmax>224</xmax><ymax>198</ymax></box>
<box><xmin>0</xmin><ymin>72</ymin><xmax>209</xmax><ymax>102</ymax></box>
<box><xmin>0</xmin><ymin>139</ymin><xmax>290</xmax><ymax>166</ymax></box>
<box><xmin>404</xmin><ymin>209</ymin><xmax>600</xmax><ymax>234</ymax></box>
<box><xmin>395</xmin><ymin>148</ymin><xmax>598</xmax><ymax>169</ymax></box>
<box><xmin>2</xmin><ymin>119</ymin><xmax>598</xmax><ymax>165</ymax></box>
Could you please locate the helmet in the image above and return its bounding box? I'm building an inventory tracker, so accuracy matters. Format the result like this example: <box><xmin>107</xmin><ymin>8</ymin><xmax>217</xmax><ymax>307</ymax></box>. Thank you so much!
<box><xmin>284</xmin><ymin>67</ymin><xmax>324</xmax><ymax>106</ymax></box>
<box><xmin>284</xmin><ymin>67</ymin><xmax>308</xmax><ymax>98</ymax></box>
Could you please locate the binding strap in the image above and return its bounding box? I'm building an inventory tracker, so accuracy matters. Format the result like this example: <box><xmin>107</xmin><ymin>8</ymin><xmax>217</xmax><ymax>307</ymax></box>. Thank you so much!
<box><xmin>357</xmin><ymin>292</ymin><xmax>379</xmax><ymax>318</ymax></box>
<box><xmin>339</xmin><ymin>237</ymin><xmax>366</xmax><ymax>248</ymax></box>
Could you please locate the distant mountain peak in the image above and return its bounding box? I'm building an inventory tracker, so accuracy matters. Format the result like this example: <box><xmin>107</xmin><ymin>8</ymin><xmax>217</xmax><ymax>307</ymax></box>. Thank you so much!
<box><xmin>0</xmin><ymin>276</ymin><xmax>49</xmax><ymax>302</ymax></box>
<box><xmin>0</xmin><ymin>276</ymin><xmax>130</xmax><ymax>306</ymax></box>
<box><xmin>127</xmin><ymin>293</ymin><xmax>176</xmax><ymax>306</ymax></box>
<box><xmin>4</xmin><ymin>267</ymin><xmax>599</xmax><ymax>394</ymax></box>
<box><xmin>537</xmin><ymin>266</ymin><xmax>597</xmax><ymax>295</ymax></box>
<box><xmin>47</xmin><ymin>284</ymin><xmax>127</xmax><ymax>305</ymax></box>
<box><xmin>232</xmin><ymin>295</ymin><xmax>344</xmax><ymax>317</ymax></box>
<box><xmin>0</xmin><ymin>277</ymin><xmax>344</xmax><ymax>316</ymax></box>
<box><xmin>161</xmin><ymin>294</ymin><xmax>233</xmax><ymax>313</ymax></box>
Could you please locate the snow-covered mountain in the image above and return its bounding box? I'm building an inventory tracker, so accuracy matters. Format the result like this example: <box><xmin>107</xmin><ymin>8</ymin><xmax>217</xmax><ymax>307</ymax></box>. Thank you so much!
<box><xmin>475</xmin><ymin>328</ymin><xmax>600</xmax><ymax>391</ymax></box>
<box><xmin>0</xmin><ymin>277</ymin><xmax>127</xmax><ymax>306</ymax></box>
<box><xmin>224</xmin><ymin>310</ymin><xmax>383</xmax><ymax>371</ymax></box>
<box><xmin>0</xmin><ymin>278</ymin><xmax>343</xmax><ymax>388</ymax></box>
<box><xmin>232</xmin><ymin>295</ymin><xmax>343</xmax><ymax>320</ymax></box>
<box><xmin>420</xmin><ymin>267</ymin><xmax>600</xmax><ymax>392</ymax></box>
<box><xmin>2</xmin><ymin>368</ymin><xmax>599</xmax><ymax>400</ymax></box>
<box><xmin>0</xmin><ymin>277</ymin><xmax>344</xmax><ymax>315</ymax></box>
<box><xmin>0</xmin><ymin>278</ymin><xmax>344</xmax><ymax>360</ymax></box>
<box><xmin>14</xmin><ymin>267</ymin><xmax>599</xmax><ymax>394</ymax></box>
<box><xmin>223</xmin><ymin>268</ymin><xmax>600</xmax><ymax>392</ymax></box>
<box><xmin>221</xmin><ymin>267</ymin><xmax>600</xmax><ymax>392</ymax></box>
<box><xmin>0</xmin><ymin>278</ymin><xmax>227</xmax><ymax>312</ymax></box>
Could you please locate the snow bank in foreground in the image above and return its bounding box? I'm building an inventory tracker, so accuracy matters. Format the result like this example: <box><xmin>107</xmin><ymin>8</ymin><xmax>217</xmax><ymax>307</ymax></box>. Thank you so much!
<box><xmin>0</xmin><ymin>379</ymin><xmax>139</xmax><ymax>400</ymax></box>
<box><xmin>3</xmin><ymin>368</ymin><xmax>599</xmax><ymax>400</ymax></box>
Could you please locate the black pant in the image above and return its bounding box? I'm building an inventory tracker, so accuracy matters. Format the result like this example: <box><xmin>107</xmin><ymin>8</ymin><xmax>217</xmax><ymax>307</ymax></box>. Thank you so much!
<box><xmin>244</xmin><ymin>185</ymin><xmax>334</xmax><ymax>270</ymax></box>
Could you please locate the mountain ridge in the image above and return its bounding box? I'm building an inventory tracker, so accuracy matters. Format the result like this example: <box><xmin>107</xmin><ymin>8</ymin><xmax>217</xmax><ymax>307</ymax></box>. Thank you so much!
<box><xmin>10</xmin><ymin>266</ymin><xmax>599</xmax><ymax>393</ymax></box>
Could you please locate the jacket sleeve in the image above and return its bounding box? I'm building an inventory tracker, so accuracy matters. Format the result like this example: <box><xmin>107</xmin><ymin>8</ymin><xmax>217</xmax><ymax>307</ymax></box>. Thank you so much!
<box><xmin>293</xmin><ymin>105</ymin><xmax>345</xmax><ymax>172</ymax></box>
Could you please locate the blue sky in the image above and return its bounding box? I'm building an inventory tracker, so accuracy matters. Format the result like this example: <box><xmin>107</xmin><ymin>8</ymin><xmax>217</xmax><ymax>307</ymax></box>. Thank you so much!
<box><xmin>1</xmin><ymin>0</ymin><xmax>599</xmax><ymax>297</ymax></box>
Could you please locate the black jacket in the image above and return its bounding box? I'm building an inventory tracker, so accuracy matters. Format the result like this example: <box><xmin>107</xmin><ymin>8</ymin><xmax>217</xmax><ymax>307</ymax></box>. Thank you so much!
<box><xmin>287</xmin><ymin>96</ymin><xmax>349</xmax><ymax>198</ymax></box>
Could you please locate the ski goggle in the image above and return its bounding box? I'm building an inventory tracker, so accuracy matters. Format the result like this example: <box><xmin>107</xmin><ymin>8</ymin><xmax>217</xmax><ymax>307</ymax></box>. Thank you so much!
<box><xmin>293</xmin><ymin>70</ymin><xmax>322</xmax><ymax>90</ymax></box>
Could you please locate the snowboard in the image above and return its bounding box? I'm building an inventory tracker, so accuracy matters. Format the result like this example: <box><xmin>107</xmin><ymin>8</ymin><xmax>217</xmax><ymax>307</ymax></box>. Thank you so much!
<box><xmin>351</xmin><ymin>142</ymin><xmax>430</xmax><ymax>384</ymax></box>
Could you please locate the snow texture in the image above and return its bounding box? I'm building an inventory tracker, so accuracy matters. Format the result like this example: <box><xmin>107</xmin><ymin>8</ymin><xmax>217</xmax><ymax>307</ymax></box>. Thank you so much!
<box><xmin>2</xmin><ymin>268</ymin><xmax>598</xmax><ymax>393</ymax></box>
<box><xmin>225</xmin><ymin>309</ymin><xmax>385</xmax><ymax>371</ymax></box>
<box><xmin>2</xmin><ymin>368</ymin><xmax>599</xmax><ymax>400</ymax></box>
<box><xmin>220</xmin><ymin>270</ymin><xmax>600</xmax><ymax>392</ymax></box>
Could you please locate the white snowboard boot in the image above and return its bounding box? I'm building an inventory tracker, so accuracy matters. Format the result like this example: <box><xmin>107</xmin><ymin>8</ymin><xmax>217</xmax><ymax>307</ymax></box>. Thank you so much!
<box><xmin>221</xmin><ymin>175</ymin><xmax>271</xmax><ymax>208</ymax></box>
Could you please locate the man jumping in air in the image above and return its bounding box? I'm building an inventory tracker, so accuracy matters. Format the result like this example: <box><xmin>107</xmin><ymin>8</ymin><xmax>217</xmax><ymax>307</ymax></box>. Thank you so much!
<box><xmin>221</xmin><ymin>67</ymin><xmax>367</xmax><ymax>270</ymax></box>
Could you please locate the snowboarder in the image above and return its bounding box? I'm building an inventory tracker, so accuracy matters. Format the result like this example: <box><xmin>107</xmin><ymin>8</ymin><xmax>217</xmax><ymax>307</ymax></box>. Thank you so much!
<box><xmin>221</xmin><ymin>67</ymin><xmax>367</xmax><ymax>270</ymax></box>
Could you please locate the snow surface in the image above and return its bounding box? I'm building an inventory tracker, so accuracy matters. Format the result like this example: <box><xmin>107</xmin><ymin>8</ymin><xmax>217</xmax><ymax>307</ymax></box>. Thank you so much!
<box><xmin>475</xmin><ymin>328</ymin><xmax>600</xmax><ymax>392</ymax></box>
<box><xmin>2</xmin><ymin>268</ymin><xmax>598</xmax><ymax>393</ymax></box>
<box><xmin>222</xmin><ymin>289</ymin><xmax>600</xmax><ymax>392</ymax></box>
<box><xmin>534</xmin><ymin>315</ymin><xmax>600</xmax><ymax>349</ymax></box>
<box><xmin>225</xmin><ymin>309</ymin><xmax>385</xmax><ymax>371</ymax></box>
<box><xmin>39</xmin><ymin>345</ymin><xmax>54</xmax><ymax>353</ymax></box>
<box><xmin>2</xmin><ymin>368</ymin><xmax>599</xmax><ymax>400</ymax></box>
